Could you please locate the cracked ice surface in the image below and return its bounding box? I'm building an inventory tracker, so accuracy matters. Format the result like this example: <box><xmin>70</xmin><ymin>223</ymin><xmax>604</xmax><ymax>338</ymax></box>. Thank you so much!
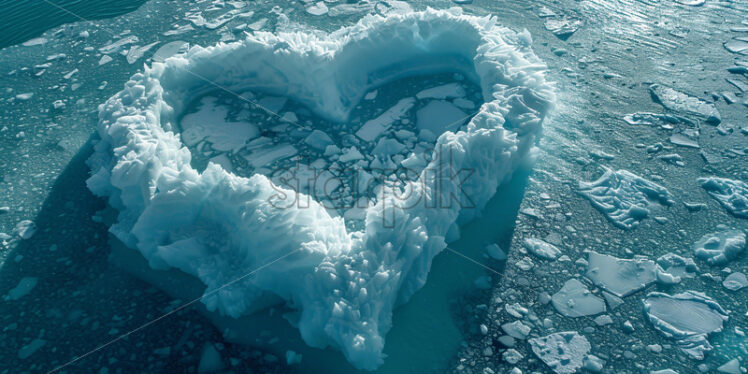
<box><xmin>86</xmin><ymin>8</ymin><xmax>553</xmax><ymax>370</ymax></box>
<box><xmin>578</xmin><ymin>169</ymin><xmax>673</xmax><ymax>229</ymax></box>
<box><xmin>643</xmin><ymin>291</ymin><xmax>729</xmax><ymax>360</ymax></box>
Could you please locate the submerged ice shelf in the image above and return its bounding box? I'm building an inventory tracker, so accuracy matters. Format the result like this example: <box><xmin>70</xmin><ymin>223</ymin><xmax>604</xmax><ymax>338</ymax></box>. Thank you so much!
<box><xmin>86</xmin><ymin>8</ymin><xmax>553</xmax><ymax>370</ymax></box>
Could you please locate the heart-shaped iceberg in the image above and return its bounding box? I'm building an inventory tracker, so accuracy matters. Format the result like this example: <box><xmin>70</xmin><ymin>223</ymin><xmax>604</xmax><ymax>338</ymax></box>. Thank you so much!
<box><xmin>87</xmin><ymin>7</ymin><xmax>553</xmax><ymax>370</ymax></box>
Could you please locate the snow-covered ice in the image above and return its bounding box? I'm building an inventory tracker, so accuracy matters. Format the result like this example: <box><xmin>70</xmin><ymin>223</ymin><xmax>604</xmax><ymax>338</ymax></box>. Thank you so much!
<box><xmin>693</xmin><ymin>229</ymin><xmax>746</xmax><ymax>265</ymax></box>
<box><xmin>643</xmin><ymin>291</ymin><xmax>729</xmax><ymax>359</ymax></box>
<box><xmin>578</xmin><ymin>169</ymin><xmax>673</xmax><ymax>229</ymax></box>
<box><xmin>528</xmin><ymin>331</ymin><xmax>591</xmax><ymax>374</ymax></box>
<box><xmin>698</xmin><ymin>177</ymin><xmax>748</xmax><ymax>218</ymax></box>
<box><xmin>86</xmin><ymin>8</ymin><xmax>553</xmax><ymax>370</ymax></box>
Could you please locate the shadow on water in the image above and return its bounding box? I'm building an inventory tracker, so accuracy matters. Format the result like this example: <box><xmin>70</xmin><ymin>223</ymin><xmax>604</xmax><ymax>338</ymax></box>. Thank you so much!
<box><xmin>0</xmin><ymin>133</ymin><xmax>531</xmax><ymax>373</ymax></box>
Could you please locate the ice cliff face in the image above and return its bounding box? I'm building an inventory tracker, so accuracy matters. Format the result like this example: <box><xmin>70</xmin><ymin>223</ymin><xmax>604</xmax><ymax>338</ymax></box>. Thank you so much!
<box><xmin>86</xmin><ymin>8</ymin><xmax>553</xmax><ymax>370</ymax></box>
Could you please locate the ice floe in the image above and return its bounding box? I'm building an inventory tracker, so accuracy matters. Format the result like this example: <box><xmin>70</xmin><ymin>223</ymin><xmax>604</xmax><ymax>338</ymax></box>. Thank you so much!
<box><xmin>551</xmin><ymin>278</ymin><xmax>606</xmax><ymax>317</ymax></box>
<box><xmin>579</xmin><ymin>169</ymin><xmax>673</xmax><ymax>229</ymax></box>
<box><xmin>698</xmin><ymin>177</ymin><xmax>748</xmax><ymax>218</ymax></box>
<box><xmin>722</xmin><ymin>272</ymin><xmax>747</xmax><ymax>291</ymax></box>
<box><xmin>655</xmin><ymin>253</ymin><xmax>698</xmax><ymax>284</ymax></box>
<box><xmin>649</xmin><ymin>84</ymin><xmax>721</xmax><ymax>124</ymax></box>
<box><xmin>585</xmin><ymin>251</ymin><xmax>656</xmax><ymax>297</ymax></box>
<box><xmin>86</xmin><ymin>8</ymin><xmax>553</xmax><ymax>370</ymax></box>
<box><xmin>643</xmin><ymin>291</ymin><xmax>728</xmax><ymax>359</ymax></box>
<box><xmin>693</xmin><ymin>229</ymin><xmax>746</xmax><ymax>265</ymax></box>
<box><xmin>528</xmin><ymin>331</ymin><xmax>591</xmax><ymax>374</ymax></box>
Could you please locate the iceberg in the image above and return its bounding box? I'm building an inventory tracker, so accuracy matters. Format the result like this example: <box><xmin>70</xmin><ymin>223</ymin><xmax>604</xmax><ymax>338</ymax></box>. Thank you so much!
<box><xmin>86</xmin><ymin>8</ymin><xmax>553</xmax><ymax>370</ymax></box>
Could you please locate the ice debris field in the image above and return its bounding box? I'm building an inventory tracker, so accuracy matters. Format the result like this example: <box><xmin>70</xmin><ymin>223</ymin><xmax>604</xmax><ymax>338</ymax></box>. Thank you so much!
<box><xmin>0</xmin><ymin>0</ymin><xmax>746</xmax><ymax>373</ymax></box>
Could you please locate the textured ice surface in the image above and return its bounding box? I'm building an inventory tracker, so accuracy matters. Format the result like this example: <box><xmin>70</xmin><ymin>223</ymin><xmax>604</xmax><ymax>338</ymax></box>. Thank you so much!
<box><xmin>578</xmin><ymin>169</ymin><xmax>673</xmax><ymax>229</ymax></box>
<box><xmin>523</xmin><ymin>237</ymin><xmax>561</xmax><ymax>259</ymax></box>
<box><xmin>699</xmin><ymin>177</ymin><xmax>748</xmax><ymax>218</ymax></box>
<box><xmin>722</xmin><ymin>272</ymin><xmax>748</xmax><ymax>291</ymax></box>
<box><xmin>693</xmin><ymin>229</ymin><xmax>746</xmax><ymax>265</ymax></box>
<box><xmin>649</xmin><ymin>84</ymin><xmax>721</xmax><ymax>124</ymax></box>
<box><xmin>528</xmin><ymin>331</ymin><xmax>591</xmax><ymax>374</ymax></box>
<box><xmin>551</xmin><ymin>278</ymin><xmax>605</xmax><ymax>317</ymax></box>
<box><xmin>86</xmin><ymin>8</ymin><xmax>552</xmax><ymax>370</ymax></box>
<box><xmin>643</xmin><ymin>291</ymin><xmax>728</xmax><ymax>359</ymax></box>
<box><xmin>655</xmin><ymin>253</ymin><xmax>698</xmax><ymax>284</ymax></box>
<box><xmin>585</xmin><ymin>251</ymin><xmax>656</xmax><ymax>297</ymax></box>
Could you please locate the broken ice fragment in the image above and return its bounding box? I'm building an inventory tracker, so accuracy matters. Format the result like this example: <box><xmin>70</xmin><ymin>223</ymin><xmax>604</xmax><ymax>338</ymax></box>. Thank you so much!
<box><xmin>153</xmin><ymin>41</ymin><xmax>189</xmax><ymax>62</ymax></box>
<box><xmin>529</xmin><ymin>331</ymin><xmax>591</xmax><ymax>374</ymax></box>
<box><xmin>14</xmin><ymin>220</ymin><xmax>37</xmax><ymax>239</ymax></box>
<box><xmin>551</xmin><ymin>279</ymin><xmax>606</xmax><ymax>317</ymax></box>
<box><xmin>698</xmin><ymin>177</ymin><xmax>748</xmax><ymax>218</ymax></box>
<box><xmin>304</xmin><ymin>130</ymin><xmax>334</xmax><ymax>151</ymax></box>
<box><xmin>578</xmin><ymin>169</ymin><xmax>673</xmax><ymax>229</ymax></box>
<box><xmin>585</xmin><ymin>251</ymin><xmax>656</xmax><ymax>297</ymax></box>
<box><xmin>693</xmin><ymin>229</ymin><xmax>746</xmax><ymax>265</ymax></box>
<box><xmin>643</xmin><ymin>291</ymin><xmax>728</xmax><ymax>360</ymax></box>
<box><xmin>126</xmin><ymin>42</ymin><xmax>159</xmax><ymax>64</ymax></box>
<box><xmin>502</xmin><ymin>320</ymin><xmax>531</xmax><ymax>339</ymax></box>
<box><xmin>18</xmin><ymin>339</ymin><xmax>45</xmax><ymax>360</ymax></box>
<box><xmin>722</xmin><ymin>272</ymin><xmax>747</xmax><ymax>291</ymax></box>
<box><xmin>485</xmin><ymin>243</ymin><xmax>507</xmax><ymax>260</ymax></box>
<box><xmin>649</xmin><ymin>84</ymin><xmax>721</xmax><ymax>124</ymax></box>
<box><xmin>356</xmin><ymin>98</ymin><xmax>415</xmax><ymax>142</ymax></box>
<box><xmin>415</xmin><ymin>83</ymin><xmax>466</xmax><ymax>100</ymax></box>
<box><xmin>180</xmin><ymin>97</ymin><xmax>260</xmax><ymax>152</ymax></box>
<box><xmin>544</xmin><ymin>17</ymin><xmax>583</xmax><ymax>40</ymax></box>
<box><xmin>655</xmin><ymin>253</ymin><xmax>698</xmax><ymax>284</ymax></box>
<box><xmin>523</xmin><ymin>237</ymin><xmax>561</xmax><ymax>259</ymax></box>
<box><xmin>415</xmin><ymin>100</ymin><xmax>467</xmax><ymax>135</ymax></box>
<box><xmin>306</xmin><ymin>2</ymin><xmax>329</xmax><ymax>16</ymax></box>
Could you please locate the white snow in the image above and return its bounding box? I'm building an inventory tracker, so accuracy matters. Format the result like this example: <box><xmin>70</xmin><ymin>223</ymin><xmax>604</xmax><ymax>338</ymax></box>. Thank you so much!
<box><xmin>698</xmin><ymin>177</ymin><xmax>748</xmax><ymax>218</ymax></box>
<box><xmin>693</xmin><ymin>229</ymin><xmax>746</xmax><ymax>265</ymax></box>
<box><xmin>551</xmin><ymin>278</ymin><xmax>606</xmax><ymax>317</ymax></box>
<box><xmin>643</xmin><ymin>291</ymin><xmax>728</xmax><ymax>360</ymax></box>
<box><xmin>578</xmin><ymin>169</ymin><xmax>673</xmax><ymax>229</ymax></box>
<box><xmin>523</xmin><ymin>237</ymin><xmax>561</xmax><ymax>259</ymax></box>
<box><xmin>585</xmin><ymin>251</ymin><xmax>656</xmax><ymax>297</ymax></box>
<box><xmin>86</xmin><ymin>8</ymin><xmax>553</xmax><ymax>370</ymax></box>
<box><xmin>528</xmin><ymin>332</ymin><xmax>591</xmax><ymax>374</ymax></box>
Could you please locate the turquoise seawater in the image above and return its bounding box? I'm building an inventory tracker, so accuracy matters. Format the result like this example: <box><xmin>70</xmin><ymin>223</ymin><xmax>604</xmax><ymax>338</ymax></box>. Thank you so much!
<box><xmin>0</xmin><ymin>0</ymin><xmax>147</xmax><ymax>49</ymax></box>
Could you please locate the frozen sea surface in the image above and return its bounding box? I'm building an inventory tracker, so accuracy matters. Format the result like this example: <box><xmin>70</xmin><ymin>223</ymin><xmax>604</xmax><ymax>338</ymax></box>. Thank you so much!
<box><xmin>0</xmin><ymin>0</ymin><xmax>746</xmax><ymax>373</ymax></box>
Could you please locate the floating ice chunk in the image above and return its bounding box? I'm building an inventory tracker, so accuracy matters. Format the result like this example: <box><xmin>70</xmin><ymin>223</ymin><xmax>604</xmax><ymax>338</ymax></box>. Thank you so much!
<box><xmin>502</xmin><ymin>321</ymin><xmax>531</xmax><ymax>339</ymax></box>
<box><xmin>585</xmin><ymin>251</ymin><xmax>656</xmax><ymax>297</ymax></box>
<box><xmin>578</xmin><ymin>169</ymin><xmax>673</xmax><ymax>229</ymax></box>
<box><xmin>650</xmin><ymin>370</ymin><xmax>679</xmax><ymax>374</ymax></box>
<box><xmin>329</xmin><ymin>2</ymin><xmax>375</xmax><ymax>17</ymax></box>
<box><xmin>304</xmin><ymin>130</ymin><xmax>334</xmax><ymax>151</ymax></box>
<box><xmin>643</xmin><ymin>291</ymin><xmax>728</xmax><ymax>360</ymax></box>
<box><xmin>724</xmin><ymin>39</ymin><xmax>748</xmax><ymax>54</ymax></box>
<box><xmin>98</xmin><ymin>55</ymin><xmax>113</xmax><ymax>66</ymax></box>
<box><xmin>153</xmin><ymin>41</ymin><xmax>189</xmax><ymax>62</ymax></box>
<box><xmin>372</xmin><ymin>138</ymin><xmax>405</xmax><ymax>157</ymax></box>
<box><xmin>100</xmin><ymin>35</ymin><xmax>139</xmax><ymax>55</ymax></box>
<box><xmin>544</xmin><ymin>17</ymin><xmax>583</xmax><ymax>40</ymax></box>
<box><xmin>338</xmin><ymin>147</ymin><xmax>363</xmax><ymax>163</ymax></box>
<box><xmin>674</xmin><ymin>0</ymin><xmax>705</xmax><ymax>5</ymax></box>
<box><xmin>356</xmin><ymin>98</ymin><xmax>415</xmax><ymax>142</ymax></box>
<box><xmin>698</xmin><ymin>177</ymin><xmax>748</xmax><ymax>218</ymax></box>
<box><xmin>364</xmin><ymin>90</ymin><xmax>378</xmax><ymax>100</ymax></box>
<box><xmin>14</xmin><ymin>220</ymin><xmax>37</xmax><ymax>239</ymax></box>
<box><xmin>198</xmin><ymin>343</ymin><xmax>224</xmax><ymax>373</ymax></box>
<box><xmin>623</xmin><ymin>112</ymin><xmax>693</xmax><ymax>128</ymax></box>
<box><xmin>529</xmin><ymin>332</ymin><xmax>591</xmax><ymax>374</ymax></box>
<box><xmin>551</xmin><ymin>279</ymin><xmax>606</xmax><ymax>317</ymax></box>
<box><xmin>306</xmin><ymin>2</ymin><xmax>329</xmax><ymax>16</ymax></box>
<box><xmin>416</xmin><ymin>100</ymin><xmax>468</xmax><ymax>135</ymax></box>
<box><xmin>415</xmin><ymin>83</ymin><xmax>466</xmax><ymax>100</ymax></box>
<box><xmin>181</xmin><ymin>97</ymin><xmax>260</xmax><ymax>152</ymax></box>
<box><xmin>655</xmin><ymin>253</ymin><xmax>698</xmax><ymax>284</ymax></box>
<box><xmin>257</xmin><ymin>96</ymin><xmax>287</xmax><ymax>114</ymax></box>
<box><xmin>693</xmin><ymin>229</ymin><xmax>746</xmax><ymax>265</ymax></box>
<box><xmin>722</xmin><ymin>272</ymin><xmax>747</xmax><ymax>291</ymax></box>
<box><xmin>15</xmin><ymin>93</ymin><xmax>33</xmax><ymax>101</ymax></box>
<box><xmin>717</xmin><ymin>359</ymin><xmax>743</xmax><ymax>374</ymax></box>
<box><xmin>669</xmin><ymin>131</ymin><xmax>700</xmax><ymax>148</ymax></box>
<box><xmin>18</xmin><ymin>339</ymin><xmax>45</xmax><ymax>360</ymax></box>
<box><xmin>6</xmin><ymin>277</ymin><xmax>38</xmax><ymax>300</ymax></box>
<box><xmin>209</xmin><ymin>154</ymin><xmax>234</xmax><ymax>173</ymax></box>
<box><xmin>485</xmin><ymin>243</ymin><xmax>506</xmax><ymax>260</ymax></box>
<box><xmin>22</xmin><ymin>37</ymin><xmax>47</xmax><ymax>47</ymax></box>
<box><xmin>245</xmin><ymin>144</ymin><xmax>298</xmax><ymax>169</ymax></box>
<box><xmin>649</xmin><ymin>84</ymin><xmax>721</xmax><ymax>124</ymax></box>
<box><xmin>127</xmin><ymin>42</ymin><xmax>159</xmax><ymax>64</ymax></box>
<box><xmin>523</xmin><ymin>237</ymin><xmax>561</xmax><ymax>259</ymax></box>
